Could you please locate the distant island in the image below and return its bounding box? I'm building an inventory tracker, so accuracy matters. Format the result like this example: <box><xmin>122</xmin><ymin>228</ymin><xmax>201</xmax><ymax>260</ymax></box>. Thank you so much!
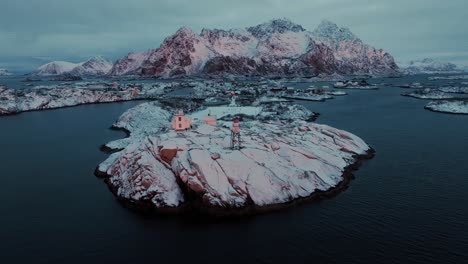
<box><xmin>0</xmin><ymin>68</ymin><xmax>12</xmax><ymax>76</ymax></box>
<box><xmin>399</xmin><ymin>58</ymin><xmax>465</xmax><ymax>75</ymax></box>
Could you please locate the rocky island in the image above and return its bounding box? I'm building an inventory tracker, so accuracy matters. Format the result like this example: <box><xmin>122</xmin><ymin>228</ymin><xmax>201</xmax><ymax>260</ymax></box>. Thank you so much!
<box><xmin>425</xmin><ymin>100</ymin><xmax>468</xmax><ymax>115</ymax></box>
<box><xmin>96</xmin><ymin>101</ymin><xmax>373</xmax><ymax>214</ymax></box>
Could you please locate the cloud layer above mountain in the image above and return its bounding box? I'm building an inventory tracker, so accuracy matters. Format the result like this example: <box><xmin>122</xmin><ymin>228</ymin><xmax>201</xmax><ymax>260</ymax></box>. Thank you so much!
<box><xmin>1</xmin><ymin>0</ymin><xmax>467</xmax><ymax>72</ymax></box>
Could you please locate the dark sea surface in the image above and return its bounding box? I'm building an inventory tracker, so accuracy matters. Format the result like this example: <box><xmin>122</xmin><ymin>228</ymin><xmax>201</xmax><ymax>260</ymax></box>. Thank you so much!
<box><xmin>0</xmin><ymin>75</ymin><xmax>467</xmax><ymax>264</ymax></box>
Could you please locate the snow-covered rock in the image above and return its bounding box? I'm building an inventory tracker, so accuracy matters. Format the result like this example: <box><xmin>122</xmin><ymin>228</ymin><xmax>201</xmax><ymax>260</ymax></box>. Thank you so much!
<box><xmin>110</xmin><ymin>50</ymin><xmax>154</xmax><ymax>76</ymax></box>
<box><xmin>400</xmin><ymin>58</ymin><xmax>462</xmax><ymax>74</ymax></box>
<box><xmin>97</xmin><ymin>102</ymin><xmax>372</xmax><ymax>212</ymax></box>
<box><xmin>280</xmin><ymin>94</ymin><xmax>333</xmax><ymax>102</ymax></box>
<box><xmin>428</xmin><ymin>75</ymin><xmax>468</xmax><ymax>81</ymax></box>
<box><xmin>0</xmin><ymin>68</ymin><xmax>12</xmax><ymax>76</ymax></box>
<box><xmin>425</xmin><ymin>100</ymin><xmax>468</xmax><ymax>114</ymax></box>
<box><xmin>311</xmin><ymin>20</ymin><xmax>399</xmax><ymax>75</ymax></box>
<box><xmin>0</xmin><ymin>87</ymin><xmax>136</xmax><ymax>115</ymax></box>
<box><xmin>31</xmin><ymin>61</ymin><xmax>80</xmax><ymax>76</ymax></box>
<box><xmin>333</xmin><ymin>79</ymin><xmax>377</xmax><ymax>90</ymax></box>
<box><xmin>402</xmin><ymin>88</ymin><xmax>454</xmax><ymax>100</ymax></box>
<box><xmin>111</xmin><ymin>18</ymin><xmax>399</xmax><ymax>78</ymax></box>
<box><xmin>69</xmin><ymin>56</ymin><xmax>113</xmax><ymax>76</ymax></box>
<box><xmin>31</xmin><ymin>56</ymin><xmax>113</xmax><ymax>76</ymax></box>
<box><xmin>0</xmin><ymin>84</ymin><xmax>162</xmax><ymax>116</ymax></box>
<box><xmin>438</xmin><ymin>86</ymin><xmax>468</xmax><ymax>94</ymax></box>
<box><xmin>139</xmin><ymin>27</ymin><xmax>215</xmax><ymax>77</ymax></box>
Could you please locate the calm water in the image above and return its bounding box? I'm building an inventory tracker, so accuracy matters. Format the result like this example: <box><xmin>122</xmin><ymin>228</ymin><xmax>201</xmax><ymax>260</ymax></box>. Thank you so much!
<box><xmin>0</xmin><ymin>76</ymin><xmax>467</xmax><ymax>264</ymax></box>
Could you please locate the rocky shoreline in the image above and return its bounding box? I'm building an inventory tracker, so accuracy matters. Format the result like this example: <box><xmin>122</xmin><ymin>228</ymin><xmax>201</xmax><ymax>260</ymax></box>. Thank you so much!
<box><xmin>98</xmin><ymin>148</ymin><xmax>375</xmax><ymax>217</ymax></box>
<box><xmin>95</xmin><ymin>102</ymin><xmax>373</xmax><ymax>216</ymax></box>
<box><xmin>424</xmin><ymin>100</ymin><xmax>468</xmax><ymax>115</ymax></box>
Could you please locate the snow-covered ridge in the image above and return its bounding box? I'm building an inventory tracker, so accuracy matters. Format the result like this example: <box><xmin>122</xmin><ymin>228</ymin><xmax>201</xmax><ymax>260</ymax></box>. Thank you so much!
<box><xmin>110</xmin><ymin>18</ymin><xmax>399</xmax><ymax>78</ymax></box>
<box><xmin>69</xmin><ymin>56</ymin><xmax>113</xmax><ymax>76</ymax></box>
<box><xmin>247</xmin><ymin>18</ymin><xmax>306</xmax><ymax>38</ymax></box>
<box><xmin>312</xmin><ymin>20</ymin><xmax>358</xmax><ymax>42</ymax></box>
<box><xmin>400</xmin><ymin>58</ymin><xmax>462</xmax><ymax>74</ymax></box>
<box><xmin>97</xmin><ymin>102</ymin><xmax>372</xmax><ymax>212</ymax></box>
<box><xmin>31</xmin><ymin>56</ymin><xmax>113</xmax><ymax>76</ymax></box>
<box><xmin>32</xmin><ymin>61</ymin><xmax>79</xmax><ymax>76</ymax></box>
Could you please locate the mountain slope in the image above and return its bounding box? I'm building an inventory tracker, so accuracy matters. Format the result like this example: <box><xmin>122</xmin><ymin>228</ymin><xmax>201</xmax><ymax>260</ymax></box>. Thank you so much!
<box><xmin>32</xmin><ymin>56</ymin><xmax>113</xmax><ymax>76</ymax></box>
<box><xmin>69</xmin><ymin>56</ymin><xmax>113</xmax><ymax>76</ymax></box>
<box><xmin>32</xmin><ymin>61</ymin><xmax>80</xmax><ymax>76</ymax></box>
<box><xmin>139</xmin><ymin>27</ymin><xmax>215</xmax><ymax>77</ymax></box>
<box><xmin>312</xmin><ymin>20</ymin><xmax>399</xmax><ymax>75</ymax></box>
<box><xmin>111</xmin><ymin>18</ymin><xmax>399</xmax><ymax>77</ymax></box>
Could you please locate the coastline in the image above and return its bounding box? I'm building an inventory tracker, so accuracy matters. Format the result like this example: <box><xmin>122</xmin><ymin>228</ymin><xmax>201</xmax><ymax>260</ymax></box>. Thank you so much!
<box><xmin>96</xmin><ymin>148</ymin><xmax>374</xmax><ymax>218</ymax></box>
<box><xmin>94</xmin><ymin>110</ymin><xmax>375</xmax><ymax>217</ymax></box>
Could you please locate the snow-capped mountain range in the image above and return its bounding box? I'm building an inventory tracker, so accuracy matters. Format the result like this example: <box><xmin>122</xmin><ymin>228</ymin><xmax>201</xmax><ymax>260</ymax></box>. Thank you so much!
<box><xmin>111</xmin><ymin>18</ymin><xmax>399</xmax><ymax>77</ymax></box>
<box><xmin>399</xmin><ymin>58</ymin><xmax>464</xmax><ymax>74</ymax></box>
<box><xmin>0</xmin><ymin>68</ymin><xmax>13</xmax><ymax>76</ymax></box>
<box><xmin>31</xmin><ymin>56</ymin><xmax>113</xmax><ymax>76</ymax></box>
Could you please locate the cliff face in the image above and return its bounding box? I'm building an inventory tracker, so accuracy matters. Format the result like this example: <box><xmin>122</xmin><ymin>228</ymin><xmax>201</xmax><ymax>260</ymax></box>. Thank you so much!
<box><xmin>111</xmin><ymin>18</ymin><xmax>400</xmax><ymax>78</ymax></box>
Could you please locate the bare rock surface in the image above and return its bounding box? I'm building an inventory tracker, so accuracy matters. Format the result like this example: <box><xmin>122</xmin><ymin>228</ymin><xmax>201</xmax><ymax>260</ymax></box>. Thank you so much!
<box><xmin>97</xmin><ymin>102</ymin><xmax>371</xmax><ymax>212</ymax></box>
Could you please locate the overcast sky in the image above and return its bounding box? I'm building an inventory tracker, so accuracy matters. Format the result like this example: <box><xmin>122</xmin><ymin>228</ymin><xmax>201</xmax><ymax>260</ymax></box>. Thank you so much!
<box><xmin>1</xmin><ymin>0</ymin><xmax>467</xmax><ymax>72</ymax></box>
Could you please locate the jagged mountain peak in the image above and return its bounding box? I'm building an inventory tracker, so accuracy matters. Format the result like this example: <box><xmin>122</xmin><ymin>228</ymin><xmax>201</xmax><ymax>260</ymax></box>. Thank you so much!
<box><xmin>85</xmin><ymin>55</ymin><xmax>110</xmax><ymax>63</ymax></box>
<box><xmin>160</xmin><ymin>26</ymin><xmax>201</xmax><ymax>47</ymax></box>
<box><xmin>71</xmin><ymin>56</ymin><xmax>113</xmax><ymax>76</ymax></box>
<box><xmin>172</xmin><ymin>26</ymin><xmax>197</xmax><ymax>37</ymax></box>
<box><xmin>313</xmin><ymin>20</ymin><xmax>359</xmax><ymax>42</ymax></box>
<box><xmin>32</xmin><ymin>61</ymin><xmax>79</xmax><ymax>76</ymax></box>
<box><xmin>110</xmin><ymin>18</ymin><xmax>399</xmax><ymax>77</ymax></box>
<box><xmin>200</xmin><ymin>27</ymin><xmax>250</xmax><ymax>38</ymax></box>
<box><xmin>31</xmin><ymin>56</ymin><xmax>113</xmax><ymax>76</ymax></box>
<box><xmin>247</xmin><ymin>18</ymin><xmax>305</xmax><ymax>38</ymax></box>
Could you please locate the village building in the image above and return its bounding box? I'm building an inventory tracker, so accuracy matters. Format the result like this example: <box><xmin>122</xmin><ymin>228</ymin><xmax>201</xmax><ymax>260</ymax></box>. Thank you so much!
<box><xmin>172</xmin><ymin>110</ymin><xmax>193</xmax><ymax>131</ymax></box>
<box><xmin>203</xmin><ymin>114</ymin><xmax>217</xmax><ymax>126</ymax></box>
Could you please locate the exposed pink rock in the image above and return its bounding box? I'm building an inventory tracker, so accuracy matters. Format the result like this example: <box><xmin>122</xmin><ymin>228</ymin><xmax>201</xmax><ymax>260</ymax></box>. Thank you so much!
<box><xmin>110</xmin><ymin>18</ymin><xmax>399</xmax><ymax>78</ymax></box>
<box><xmin>97</xmin><ymin>103</ymin><xmax>371</xmax><ymax>210</ymax></box>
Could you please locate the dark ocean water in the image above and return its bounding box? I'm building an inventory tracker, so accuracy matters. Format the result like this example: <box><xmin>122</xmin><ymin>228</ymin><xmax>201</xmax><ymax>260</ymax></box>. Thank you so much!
<box><xmin>0</xmin><ymin>75</ymin><xmax>467</xmax><ymax>264</ymax></box>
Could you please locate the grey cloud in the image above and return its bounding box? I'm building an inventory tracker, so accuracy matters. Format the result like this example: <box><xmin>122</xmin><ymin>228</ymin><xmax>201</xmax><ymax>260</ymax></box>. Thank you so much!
<box><xmin>1</xmin><ymin>0</ymin><xmax>467</xmax><ymax>72</ymax></box>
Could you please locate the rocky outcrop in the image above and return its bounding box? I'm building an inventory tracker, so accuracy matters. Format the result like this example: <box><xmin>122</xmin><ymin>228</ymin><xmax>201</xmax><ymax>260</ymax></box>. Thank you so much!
<box><xmin>138</xmin><ymin>27</ymin><xmax>215</xmax><ymax>77</ymax></box>
<box><xmin>402</xmin><ymin>88</ymin><xmax>455</xmax><ymax>100</ymax></box>
<box><xmin>110</xmin><ymin>18</ymin><xmax>400</xmax><ymax>78</ymax></box>
<box><xmin>97</xmin><ymin>102</ymin><xmax>372</xmax><ymax>213</ymax></box>
<box><xmin>425</xmin><ymin>100</ymin><xmax>468</xmax><ymax>114</ymax></box>
<box><xmin>203</xmin><ymin>56</ymin><xmax>258</xmax><ymax>75</ymax></box>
